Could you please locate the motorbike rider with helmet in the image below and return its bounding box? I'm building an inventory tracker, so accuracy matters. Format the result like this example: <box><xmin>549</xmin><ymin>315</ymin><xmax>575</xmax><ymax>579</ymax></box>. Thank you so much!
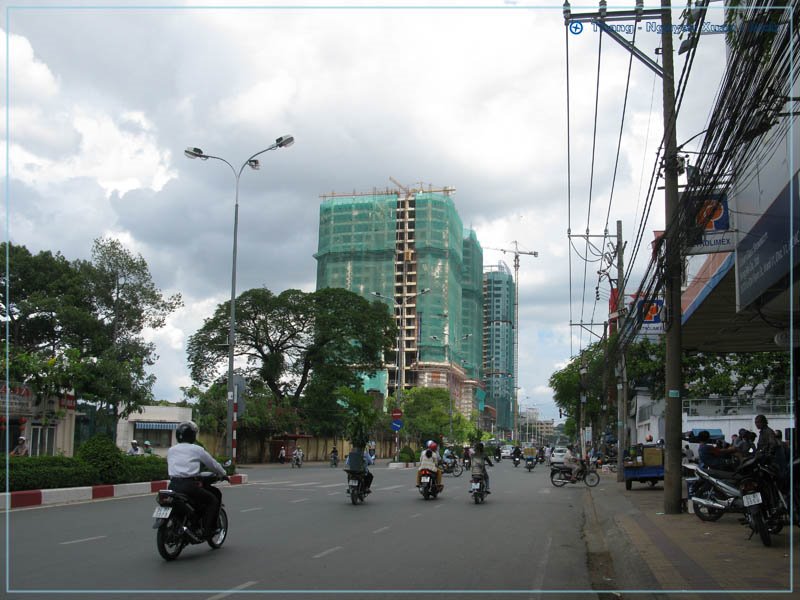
<box><xmin>167</xmin><ymin>421</ymin><xmax>228</xmax><ymax>541</ymax></box>
<box><xmin>471</xmin><ymin>442</ymin><xmax>493</xmax><ymax>493</ymax></box>
<box><xmin>417</xmin><ymin>441</ymin><xmax>443</xmax><ymax>488</ymax></box>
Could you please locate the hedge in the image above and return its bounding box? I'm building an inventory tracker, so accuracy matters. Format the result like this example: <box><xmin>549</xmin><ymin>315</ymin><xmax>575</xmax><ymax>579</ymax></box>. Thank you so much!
<box><xmin>1</xmin><ymin>444</ymin><xmax>233</xmax><ymax>492</ymax></box>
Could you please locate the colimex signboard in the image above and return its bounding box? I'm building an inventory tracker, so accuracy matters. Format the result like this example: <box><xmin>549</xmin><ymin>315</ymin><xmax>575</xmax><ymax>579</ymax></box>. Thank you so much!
<box><xmin>684</xmin><ymin>193</ymin><xmax>736</xmax><ymax>255</ymax></box>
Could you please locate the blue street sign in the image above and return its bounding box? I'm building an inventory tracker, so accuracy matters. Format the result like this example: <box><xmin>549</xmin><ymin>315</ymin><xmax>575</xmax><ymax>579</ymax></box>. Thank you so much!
<box><xmin>391</xmin><ymin>419</ymin><xmax>403</xmax><ymax>431</ymax></box>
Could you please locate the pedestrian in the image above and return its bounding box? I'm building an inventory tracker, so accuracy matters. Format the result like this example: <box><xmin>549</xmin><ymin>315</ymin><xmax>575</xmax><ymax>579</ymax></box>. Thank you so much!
<box><xmin>143</xmin><ymin>441</ymin><xmax>154</xmax><ymax>455</ymax></box>
<box><xmin>278</xmin><ymin>445</ymin><xmax>286</xmax><ymax>464</ymax></box>
<box><xmin>127</xmin><ymin>440</ymin><xmax>142</xmax><ymax>456</ymax></box>
<box><xmin>682</xmin><ymin>444</ymin><xmax>695</xmax><ymax>464</ymax></box>
<box><xmin>10</xmin><ymin>436</ymin><xmax>28</xmax><ymax>456</ymax></box>
<box><xmin>544</xmin><ymin>445</ymin><xmax>552</xmax><ymax>466</ymax></box>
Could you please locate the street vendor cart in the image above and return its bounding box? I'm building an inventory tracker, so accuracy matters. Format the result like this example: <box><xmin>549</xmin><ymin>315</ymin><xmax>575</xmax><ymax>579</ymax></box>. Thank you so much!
<box><xmin>623</xmin><ymin>444</ymin><xmax>664</xmax><ymax>490</ymax></box>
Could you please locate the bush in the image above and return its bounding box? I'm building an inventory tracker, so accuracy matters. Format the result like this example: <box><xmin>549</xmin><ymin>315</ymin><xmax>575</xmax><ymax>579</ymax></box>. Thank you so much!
<box><xmin>1</xmin><ymin>456</ymin><xmax>98</xmax><ymax>492</ymax></box>
<box><xmin>120</xmin><ymin>454</ymin><xmax>168</xmax><ymax>483</ymax></box>
<box><xmin>398</xmin><ymin>445</ymin><xmax>416</xmax><ymax>463</ymax></box>
<box><xmin>76</xmin><ymin>434</ymin><xmax>128</xmax><ymax>484</ymax></box>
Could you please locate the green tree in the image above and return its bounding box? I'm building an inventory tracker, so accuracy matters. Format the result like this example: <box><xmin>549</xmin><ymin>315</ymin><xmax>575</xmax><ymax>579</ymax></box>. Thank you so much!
<box><xmin>339</xmin><ymin>387</ymin><xmax>379</xmax><ymax>449</ymax></box>
<box><xmin>187</xmin><ymin>287</ymin><xmax>395</xmax><ymax>412</ymax></box>
<box><xmin>402</xmin><ymin>387</ymin><xmax>454</xmax><ymax>446</ymax></box>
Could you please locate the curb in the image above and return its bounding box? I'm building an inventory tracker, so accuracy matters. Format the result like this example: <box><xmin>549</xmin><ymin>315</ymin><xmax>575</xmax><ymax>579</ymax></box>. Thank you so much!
<box><xmin>1</xmin><ymin>473</ymin><xmax>248</xmax><ymax>510</ymax></box>
<box><xmin>387</xmin><ymin>462</ymin><xmax>418</xmax><ymax>469</ymax></box>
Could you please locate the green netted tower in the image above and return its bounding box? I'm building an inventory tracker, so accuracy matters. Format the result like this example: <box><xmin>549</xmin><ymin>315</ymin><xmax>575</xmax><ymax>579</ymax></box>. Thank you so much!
<box><xmin>483</xmin><ymin>262</ymin><xmax>515</xmax><ymax>434</ymax></box>
<box><xmin>315</xmin><ymin>185</ymin><xmax>484</xmax><ymax>418</ymax></box>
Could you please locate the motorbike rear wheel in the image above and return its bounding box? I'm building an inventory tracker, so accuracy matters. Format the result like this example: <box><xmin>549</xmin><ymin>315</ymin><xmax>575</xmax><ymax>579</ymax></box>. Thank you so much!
<box><xmin>350</xmin><ymin>489</ymin><xmax>359</xmax><ymax>505</ymax></box>
<box><xmin>156</xmin><ymin>517</ymin><xmax>185</xmax><ymax>561</ymax></box>
<box><xmin>584</xmin><ymin>471</ymin><xmax>600</xmax><ymax>487</ymax></box>
<box><xmin>452</xmin><ymin>462</ymin><xmax>464</xmax><ymax>477</ymax></box>
<box><xmin>550</xmin><ymin>470</ymin><xmax>567</xmax><ymax>487</ymax></box>
<box><xmin>207</xmin><ymin>507</ymin><xmax>228</xmax><ymax>549</ymax></box>
<box><xmin>750</xmin><ymin>509</ymin><xmax>771</xmax><ymax>547</ymax></box>
<box><xmin>691</xmin><ymin>482</ymin><xmax>725</xmax><ymax>522</ymax></box>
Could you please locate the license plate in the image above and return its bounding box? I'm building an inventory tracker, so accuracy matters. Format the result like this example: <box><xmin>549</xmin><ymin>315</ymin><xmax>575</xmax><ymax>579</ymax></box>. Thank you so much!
<box><xmin>348</xmin><ymin>480</ymin><xmax>359</xmax><ymax>487</ymax></box>
<box><xmin>743</xmin><ymin>492</ymin><xmax>762</xmax><ymax>507</ymax></box>
<box><xmin>152</xmin><ymin>506</ymin><xmax>172</xmax><ymax>519</ymax></box>
<box><xmin>471</xmin><ymin>482</ymin><xmax>481</xmax><ymax>491</ymax></box>
<box><xmin>421</xmin><ymin>476</ymin><xmax>430</xmax><ymax>483</ymax></box>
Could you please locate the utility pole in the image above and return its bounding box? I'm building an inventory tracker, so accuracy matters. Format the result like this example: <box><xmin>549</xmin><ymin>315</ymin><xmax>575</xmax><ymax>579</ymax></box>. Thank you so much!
<box><xmin>660</xmin><ymin>0</ymin><xmax>684</xmax><ymax>515</ymax></box>
<box><xmin>615</xmin><ymin>219</ymin><xmax>628</xmax><ymax>483</ymax></box>
<box><xmin>564</xmin><ymin>0</ymin><xmax>683</xmax><ymax>513</ymax></box>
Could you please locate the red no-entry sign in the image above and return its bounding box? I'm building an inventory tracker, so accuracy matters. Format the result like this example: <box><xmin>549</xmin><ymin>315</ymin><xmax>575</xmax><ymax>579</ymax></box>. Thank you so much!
<box><xmin>391</xmin><ymin>408</ymin><xmax>403</xmax><ymax>420</ymax></box>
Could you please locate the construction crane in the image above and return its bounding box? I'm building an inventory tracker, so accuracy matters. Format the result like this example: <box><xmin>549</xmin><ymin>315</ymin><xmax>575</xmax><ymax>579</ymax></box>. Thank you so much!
<box><xmin>483</xmin><ymin>241</ymin><xmax>539</xmax><ymax>442</ymax></box>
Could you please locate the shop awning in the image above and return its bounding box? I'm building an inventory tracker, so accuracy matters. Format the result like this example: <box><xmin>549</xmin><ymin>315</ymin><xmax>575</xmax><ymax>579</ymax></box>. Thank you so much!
<box><xmin>134</xmin><ymin>422</ymin><xmax>179</xmax><ymax>430</ymax></box>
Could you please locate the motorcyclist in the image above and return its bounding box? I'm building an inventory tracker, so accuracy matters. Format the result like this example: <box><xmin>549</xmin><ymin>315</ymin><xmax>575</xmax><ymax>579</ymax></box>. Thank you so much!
<box><xmin>330</xmin><ymin>446</ymin><xmax>339</xmax><ymax>466</ymax></box>
<box><xmin>417</xmin><ymin>448</ymin><xmax>443</xmax><ymax>492</ymax></box>
<box><xmin>494</xmin><ymin>446</ymin><xmax>502</xmax><ymax>461</ymax></box>
<box><xmin>442</xmin><ymin>447</ymin><xmax>456</xmax><ymax>469</ymax></box>
<box><xmin>417</xmin><ymin>441</ymin><xmax>442</xmax><ymax>488</ymax></box>
<box><xmin>471</xmin><ymin>442</ymin><xmax>493</xmax><ymax>493</ymax></box>
<box><xmin>564</xmin><ymin>445</ymin><xmax>580</xmax><ymax>482</ymax></box>
<box><xmin>512</xmin><ymin>446</ymin><xmax>523</xmax><ymax>462</ymax></box>
<box><xmin>345</xmin><ymin>447</ymin><xmax>374</xmax><ymax>492</ymax></box>
<box><xmin>167</xmin><ymin>421</ymin><xmax>228</xmax><ymax>541</ymax></box>
<box><xmin>292</xmin><ymin>447</ymin><xmax>304</xmax><ymax>466</ymax></box>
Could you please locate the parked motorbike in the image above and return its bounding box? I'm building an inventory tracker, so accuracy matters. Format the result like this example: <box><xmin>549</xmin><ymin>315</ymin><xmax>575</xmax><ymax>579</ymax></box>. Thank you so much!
<box><xmin>469</xmin><ymin>472</ymin><xmax>488</xmax><ymax>504</ymax></box>
<box><xmin>525</xmin><ymin>456</ymin><xmax>536</xmax><ymax>472</ymax></box>
<box><xmin>346</xmin><ymin>469</ymin><xmax>369</xmax><ymax>505</ymax></box>
<box><xmin>685</xmin><ymin>463</ymin><xmax>742</xmax><ymax>522</ymax></box>
<box><xmin>417</xmin><ymin>468</ymin><xmax>443</xmax><ymax>500</ymax></box>
<box><xmin>550</xmin><ymin>461</ymin><xmax>600</xmax><ymax>487</ymax></box>
<box><xmin>441</xmin><ymin>458</ymin><xmax>464</xmax><ymax>477</ymax></box>
<box><xmin>153</xmin><ymin>472</ymin><xmax>229</xmax><ymax>561</ymax></box>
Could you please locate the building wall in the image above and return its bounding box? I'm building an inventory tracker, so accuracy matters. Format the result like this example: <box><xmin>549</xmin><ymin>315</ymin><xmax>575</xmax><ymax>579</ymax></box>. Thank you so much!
<box><xmin>116</xmin><ymin>405</ymin><xmax>193</xmax><ymax>457</ymax></box>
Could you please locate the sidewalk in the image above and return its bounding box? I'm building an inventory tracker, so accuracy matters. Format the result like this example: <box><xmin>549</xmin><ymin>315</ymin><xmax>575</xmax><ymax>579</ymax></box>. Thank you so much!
<box><xmin>584</xmin><ymin>470</ymin><xmax>797</xmax><ymax>598</ymax></box>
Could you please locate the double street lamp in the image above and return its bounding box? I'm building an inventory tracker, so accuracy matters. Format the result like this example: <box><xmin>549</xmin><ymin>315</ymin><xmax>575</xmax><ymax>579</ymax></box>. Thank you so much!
<box><xmin>185</xmin><ymin>135</ymin><xmax>295</xmax><ymax>462</ymax></box>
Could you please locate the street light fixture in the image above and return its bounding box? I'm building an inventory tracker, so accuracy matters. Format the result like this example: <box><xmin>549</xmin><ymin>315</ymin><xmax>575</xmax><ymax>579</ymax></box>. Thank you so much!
<box><xmin>185</xmin><ymin>135</ymin><xmax>295</xmax><ymax>464</ymax></box>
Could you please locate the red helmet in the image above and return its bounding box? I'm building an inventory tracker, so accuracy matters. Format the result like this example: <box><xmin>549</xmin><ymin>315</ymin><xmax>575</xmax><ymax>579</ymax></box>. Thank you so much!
<box><xmin>429</xmin><ymin>442</ymin><xmax>438</xmax><ymax>452</ymax></box>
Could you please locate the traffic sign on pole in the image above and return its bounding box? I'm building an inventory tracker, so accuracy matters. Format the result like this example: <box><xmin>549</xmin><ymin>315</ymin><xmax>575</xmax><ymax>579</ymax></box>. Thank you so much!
<box><xmin>391</xmin><ymin>408</ymin><xmax>403</xmax><ymax>420</ymax></box>
<box><xmin>391</xmin><ymin>419</ymin><xmax>403</xmax><ymax>431</ymax></box>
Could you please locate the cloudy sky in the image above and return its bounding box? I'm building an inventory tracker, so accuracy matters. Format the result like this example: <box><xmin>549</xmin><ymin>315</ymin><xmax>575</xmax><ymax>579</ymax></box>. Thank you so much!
<box><xmin>5</xmin><ymin>0</ymin><xmax>728</xmax><ymax>423</ymax></box>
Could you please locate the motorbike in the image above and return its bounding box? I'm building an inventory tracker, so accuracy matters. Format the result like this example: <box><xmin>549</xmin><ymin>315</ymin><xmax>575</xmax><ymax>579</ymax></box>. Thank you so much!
<box><xmin>550</xmin><ymin>461</ymin><xmax>600</xmax><ymax>487</ymax></box>
<box><xmin>463</xmin><ymin>456</ymin><xmax>471</xmax><ymax>470</ymax></box>
<box><xmin>330</xmin><ymin>454</ymin><xmax>339</xmax><ymax>468</ymax></box>
<box><xmin>525</xmin><ymin>456</ymin><xmax>536</xmax><ymax>472</ymax></box>
<box><xmin>153</xmin><ymin>471</ymin><xmax>229</xmax><ymax>561</ymax></box>
<box><xmin>688</xmin><ymin>451</ymin><xmax>790</xmax><ymax>546</ymax></box>
<box><xmin>346</xmin><ymin>469</ymin><xmax>369</xmax><ymax>505</ymax></box>
<box><xmin>469</xmin><ymin>471</ymin><xmax>488</xmax><ymax>504</ymax></box>
<box><xmin>417</xmin><ymin>468</ymin><xmax>443</xmax><ymax>500</ymax></box>
<box><xmin>292</xmin><ymin>454</ymin><xmax>303</xmax><ymax>468</ymax></box>
<box><xmin>441</xmin><ymin>458</ymin><xmax>464</xmax><ymax>477</ymax></box>
<box><xmin>513</xmin><ymin>455</ymin><xmax>521</xmax><ymax>467</ymax></box>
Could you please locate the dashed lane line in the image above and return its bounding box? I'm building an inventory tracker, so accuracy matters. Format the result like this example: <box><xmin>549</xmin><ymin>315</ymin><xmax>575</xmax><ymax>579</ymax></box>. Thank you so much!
<box><xmin>256</xmin><ymin>480</ymin><xmax>292</xmax><ymax>485</ymax></box>
<box><xmin>313</xmin><ymin>546</ymin><xmax>344</xmax><ymax>559</ymax></box>
<box><xmin>409</xmin><ymin>513</ymin><xmax>422</xmax><ymax>518</ymax></box>
<box><xmin>205</xmin><ymin>581</ymin><xmax>258</xmax><ymax>600</ymax></box>
<box><xmin>374</xmin><ymin>484</ymin><xmax>403</xmax><ymax>491</ymax></box>
<box><xmin>319</xmin><ymin>483</ymin><xmax>343</xmax><ymax>488</ymax></box>
<box><xmin>59</xmin><ymin>535</ymin><xmax>107</xmax><ymax>545</ymax></box>
<box><xmin>372</xmin><ymin>526</ymin><xmax>390</xmax><ymax>534</ymax></box>
<box><xmin>240</xmin><ymin>507</ymin><xmax>263</xmax><ymax>513</ymax></box>
<box><xmin>290</xmin><ymin>498</ymin><xmax>308</xmax><ymax>504</ymax></box>
<box><xmin>288</xmin><ymin>481</ymin><xmax>321</xmax><ymax>487</ymax></box>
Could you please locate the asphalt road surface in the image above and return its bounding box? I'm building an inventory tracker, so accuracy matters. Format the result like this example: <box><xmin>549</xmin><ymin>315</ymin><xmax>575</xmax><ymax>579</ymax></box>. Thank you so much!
<box><xmin>3</xmin><ymin>460</ymin><xmax>606</xmax><ymax>600</ymax></box>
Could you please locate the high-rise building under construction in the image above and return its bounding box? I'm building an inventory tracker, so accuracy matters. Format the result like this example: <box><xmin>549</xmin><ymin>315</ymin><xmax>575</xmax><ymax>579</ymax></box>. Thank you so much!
<box><xmin>483</xmin><ymin>262</ymin><xmax>515</xmax><ymax>434</ymax></box>
<box><xmin>314</xmin><ymin>183</ymin><xmax>484</xmax><ymax>418</ymax></box>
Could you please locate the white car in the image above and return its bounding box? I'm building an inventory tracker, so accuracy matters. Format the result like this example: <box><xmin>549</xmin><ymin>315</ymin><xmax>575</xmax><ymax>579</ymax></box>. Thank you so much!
<box><xmin>550</xmin><ymin>447</ymin><xmax>568</xmax><ymax>464</ymax></box>
<box><xmin>500</xmin><ymin>445</ymin><xmax>514</xmax><ymax>459</ymax></box>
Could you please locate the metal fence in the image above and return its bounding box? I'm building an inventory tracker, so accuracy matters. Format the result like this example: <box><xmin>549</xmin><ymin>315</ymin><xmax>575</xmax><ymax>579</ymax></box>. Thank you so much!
<box><xmin>682</xmin><ymin>397</ymin><xmax>791</xmax><ymax>417</ymax></box>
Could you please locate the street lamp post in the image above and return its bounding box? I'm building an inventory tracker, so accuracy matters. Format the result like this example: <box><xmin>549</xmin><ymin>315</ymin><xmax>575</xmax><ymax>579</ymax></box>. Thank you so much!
<box><xmin>185</xmin><ymin>135</ymin><xmax>294</xmax><ymax>463</ymax></box>
<box><xmin>430</xmin><ymin>332</ymin><xmax>472</xmax><ymax>442</ymax></box>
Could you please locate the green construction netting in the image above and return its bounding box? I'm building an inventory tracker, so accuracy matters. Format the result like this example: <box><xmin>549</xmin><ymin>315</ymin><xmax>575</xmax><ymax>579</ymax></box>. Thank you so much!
<box><xmin>483</xmin><ymin>267</ymin><xmax>515</xmax><ymax>430</ymax></box>
<box><xmin>461</xmin><ymin>229</ymin><xmax>483</xmax><ymax>379</ymax></box>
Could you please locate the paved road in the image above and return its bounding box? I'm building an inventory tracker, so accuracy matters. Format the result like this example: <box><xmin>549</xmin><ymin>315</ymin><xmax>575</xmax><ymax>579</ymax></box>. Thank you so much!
<box><xmin>3</xmin><ymin>461</ymin><xmax>610</xmax><ymax>599</ymax></box>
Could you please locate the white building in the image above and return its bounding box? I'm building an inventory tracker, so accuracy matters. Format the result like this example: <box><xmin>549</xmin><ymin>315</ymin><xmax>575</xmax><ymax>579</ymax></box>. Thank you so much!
<box><xmin>116</xmin><ymin>405</ymin><xmax>193</xmax><ymax>456</ymax></box>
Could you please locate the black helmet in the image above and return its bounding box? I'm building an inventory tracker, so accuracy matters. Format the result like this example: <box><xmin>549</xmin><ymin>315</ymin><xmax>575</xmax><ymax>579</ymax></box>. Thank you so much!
<box><xmin>176</xmin><ymin>421</ymin><xmax>199</xmax><ymax>444</ymax></box>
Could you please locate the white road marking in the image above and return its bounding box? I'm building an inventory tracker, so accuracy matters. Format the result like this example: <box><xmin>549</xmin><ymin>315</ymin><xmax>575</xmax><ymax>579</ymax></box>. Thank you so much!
<box><xmin>288</xmin><ymin>481</ymin><xmax>321</xmax><ymax>487</ymax></box>
<box><xmin>372</xmin><ymin>526</ymin><xmax>390</xmax><ymax>534</ymax></box>
<box><xmin>410</xmin><ymin>513</ymin><xmax>422</xmax><ymax>518</ymax></box>
<box><xmin>240</xmin><ymin>507</ymin><xmax>263</xmax><ymax>513</ymax></box>
<box><xmin>290</xmin><ymin>498</ymin><xmax>308</xmax><ymax>504</ymax></box>
<box><xmin>319</xmin><ymin>483</ymin><xmax>342</xmax><ymax>488</ymax></box>
<box><xmin>313</xmin><ymin>546</ymin><xmax>343</xmax><ymax>559</ymax></box>
<box><xmin>327</xmin><ymin>491</ymin><xmax>339</xmax><ymax>496</ymax></box>
<box><xmin>374</xmin><ymin>484</ymin><xmax>403</xmax><ymax>491</ymax></box>
<box><xmin>59</xmin><ymin>535</ymin><xmax>106</xmax><ymax>545</ymax></box>
<box><xmin>538</xmin><ymin>488</ymin><xmax>552</xmax><ymax>494</ymax></box>
<box><xmin>205</xmin><ymin>581</ymin><xmax>258</xmax><ymax>600</ymax></box>
<box><xmin>258</xmin><ymin>480</ymin><xmax>292</xmax><ymax>485</ymax></box>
